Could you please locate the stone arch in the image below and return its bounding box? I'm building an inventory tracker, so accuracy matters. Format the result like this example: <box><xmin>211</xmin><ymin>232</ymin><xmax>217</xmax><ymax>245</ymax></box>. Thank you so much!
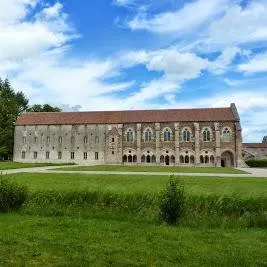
<box><xmin>190</xmin><ymin>155</ymin><xmax>195</xmax><ymax>164</ymax></box>
<box><xmin>128</xmin><ymin>155</ymin><xmax>133</xmax><ymax>162</ymax></box>
<box><xmin>123</xmin><ymin>155</ymin><xmax>127</xmax><ymax>162</ymax></box>
<box><xmin>180</xmin><ymin>155</ymin><xmax>184</xmax><ymax>163</ymax></box>
<box><xmin>205</xmin><ymin>155</ymin><xmax>209</xmax><ymax>164</ymax></box>
<box><xmin>185</xmin><ymin>155</ymin><xmax>189</xmax><ymax>164</ymax></box>
<box><xmin>160</xmin><ymin>155</ymin><xmax>164</xmax><ymax>163</ymax></box>
<box><xmin>210</xmin><ymin>155</ymin><xmax>215</xmax><ymax>164</ymax></box>
<box><xmin>221</xmin><ymin>150</ymin><xmax>234</xmax><ymax>167</ymax></box>
<box><xmin>141</xmin><ymin>155</ymin><xmax>145</xmax><ymax>162</ymax></box>
<box><xmin>146</xmin><ymin>155</ymin><xmax>151</xmax><ymax>163</ymax></box>
<box><xmin>152</xmin><ymin>155</ymin><xmax>156</xmax><ymax>163</ymax></box>
<box><xmin>200</xmin><ymin>155</ymin><xmax>204</xmax><ymax>164</ymax></box>
<box><xmin>171</xmin><ymin>155</ymin><xmax>175</xmax><ymax>164</ymax></box>
<box><xmin>133</xmin><ymin>155</ymin><xmax>137</xmax><ymax>162</ymax></box>
<box><xmin>165</xmin><ymin>155</ymin><xmax>170</xmax><ymax>165</ymax></box>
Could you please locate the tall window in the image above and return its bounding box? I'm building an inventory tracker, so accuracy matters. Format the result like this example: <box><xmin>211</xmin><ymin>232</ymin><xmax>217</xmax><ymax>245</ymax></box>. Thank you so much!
<box><xmin>58</xmin><ymin>136</ymin><xmax>62</xmax><ymax>144</ymax></box>
<box><xmin>183</xmin><ymin>129</ymin><xmax>190</xmax><ymax>142</ymax></box>
<box><xmin>126</xmin><ymin>129</ymin><xmax>134</xmax><ymax>142</ymax></box>
<box><xmin>84</xmin><ymin>136</ymin><xmax>88</xmax><ymax>144</ymax></box>
<box><xmin>71</xmin><ymin>152</ymin><xmax>75</xmax><ymax>159</ymax></box>
<box><xmin>22</xmin><ymin>151</ymin><xmax>25</xmax><ymax>159</ymax></box>
<box><xmin>46</xmin><ymin>151</ymin><xmax>50</xmax><ymax>159</ymax></box>
<box><xmin>58</xmin><ymin>152</ymin><xmax>62</xmax><ymax>159</ymax></box>
<box><xmin>84</xmin><ymin>152</ymin><xmax>88</xmax><ymax>160</ymax></box>
<box><xmin>95</xmin><ymin>152</ymin><xmax>99</xmax><ymax>160</ymax></box>
<box><xmin>33</xmin><ymin>151</ymin><xmax>37</xmax><ymax>159</ymax></box>
<box><xmin>47</xmin><ymin>136</ymin><xmax>50</xmax><ymax>144</ymax></box>
<box><xmin>163</xmin><ymin>128</ymin><xmax>171</xmax><ymax>141</ymax></box>
<box><xmin>144</xmin><ymin>129</ymin><xmax>152</xmax><ymax>142</ymax></box>
<box><xmin>34</xmin><ymin>137</ymin><xmax>38</xmax><ymax>144</ymax></box>
<box><xmin>203</xmin><ymin>128</ymin><xmax>211</xmax><ymax>142</ymax></box>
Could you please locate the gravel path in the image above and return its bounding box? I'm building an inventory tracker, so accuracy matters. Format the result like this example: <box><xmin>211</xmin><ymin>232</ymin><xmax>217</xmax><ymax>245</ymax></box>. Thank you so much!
<box><xmin>1</xmin><ymin>166</ymin><xmax>267</xmax><ymax>177</ymax></box>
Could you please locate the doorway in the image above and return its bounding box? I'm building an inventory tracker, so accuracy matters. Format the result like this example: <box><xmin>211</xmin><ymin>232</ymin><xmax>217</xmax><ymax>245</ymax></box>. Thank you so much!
<box><xmin>165</xmin><ymin>155</ymin><xmax>170</xmax><ymax>165</ymax></box>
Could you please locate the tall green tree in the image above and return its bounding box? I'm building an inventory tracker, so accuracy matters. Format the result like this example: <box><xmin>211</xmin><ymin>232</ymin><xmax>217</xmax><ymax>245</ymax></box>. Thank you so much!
<box><xmin>0</xmin><ymin>78</ymin><xmax>29</xmax><ymax>160</ymax></box>
<box><xmin>28</xmin><ymin>104</ymin><xmax>61</xmax><ymax>112</ymax></box>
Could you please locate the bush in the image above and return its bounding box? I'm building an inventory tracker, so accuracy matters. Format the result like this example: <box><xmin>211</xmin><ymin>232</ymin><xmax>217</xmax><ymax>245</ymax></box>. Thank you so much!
<box><xmin>159</xmin><ymin>176</ymin><xmax>186</xmax><ymax>225</ymax></box>
<box><xmin>0</xmin><ymin>175</ymin><xmax>28</xmax><ymax>212</ymax></box>
<box><xmin>246</xmin><ymin>159</ymin><xmax>267</xmax><ymax>168</ymax></box>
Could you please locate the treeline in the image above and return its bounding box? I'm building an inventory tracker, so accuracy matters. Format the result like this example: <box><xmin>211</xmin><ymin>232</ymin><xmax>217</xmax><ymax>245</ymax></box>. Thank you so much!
<box><xmin>0</xmin><ymin>78</ymin><xmax>61</xmax><ymax>160</ymax></box>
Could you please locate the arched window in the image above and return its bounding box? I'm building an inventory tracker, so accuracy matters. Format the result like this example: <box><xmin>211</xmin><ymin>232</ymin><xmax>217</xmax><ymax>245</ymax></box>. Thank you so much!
<box><xmin>160</xmin><ymin>155</ymin><xmax>165</xmax><ymax>163</ymax></box>
<box><xmin>205</xmin><ymin>155</ymin><xmax>209</xmax><ymax>164</ymax></box>
<box><xmin>185</xmin><ymin>155</ymin><xmax>189</xmax><ymax>163</ymax></box>
<box><xmin>222</xmin><ymin>128</ymin><xmax>231</xmax><ymax>138</ymax></box>
<box><xmin>203</xmin><ymin>128</ymin><xmax>211</xmax><ymax>142</ymax></box>
<box><xmin>128</xmin><ymin>155</ymin><xmax>133</xmax><ymax>162</ymax></box>
<box><xmin>123</xmin><ymin>155</ymin><xmax>127</xmax><ymax>162</ymax></box>
<box><xmin>133</xmin><ymin>155</ymin><xmax>137</xmax><ymax>162</ymax></box>
<box><xmin>163</xmin><ymin>128</ymin><xmax>171</xmax><ymax>141</ymax></box>
<box><xmin>141</xmin><ymin>155</ymin><xmax>146</xmax><ymax>162</ymax></box>
<box><xmin>210</xmin><ymin>155</ymin><xmax>215</xmax><ymax>164</ymax></box>
<box><xmin>171</xmin><ymin>155</ymin><xmax>175</xmax><ymax>163</ymax></box>
<box><xmin>144</xmin><ymin>129</ymin><xmax>152</xmax><ymax>142</ymax></box>
<box><xmin>152</xmin><ymin>155</ymin><xmax>156</xmax><ymax>163</ymax></box>
<box><xmin>126</xmin><ymin>129</ymin><xmax>134</xmax><ymax>142</ymax></box>
<box><xmin>183</xmin><ymin>129</ymin><xmax>190</xmax><ymax>142</ymax></box>
<box><xmin>180</xmin><ymin>155</ymin><xmax>184</xmax><ymax>163</ymax></box>
<box><xmin>190</xmin><ymin>155</ymin><xmax>195</xmax><ymax>164</ymax></box>
<box><xmin>146</xmin><ymin>155</ymin><xmax>151</xmax><ymax>163</ymax></box>
<box><xmin>200</xmin><ymin>155</ymin><xmax>204</xmax><ymax>164</ymax></box>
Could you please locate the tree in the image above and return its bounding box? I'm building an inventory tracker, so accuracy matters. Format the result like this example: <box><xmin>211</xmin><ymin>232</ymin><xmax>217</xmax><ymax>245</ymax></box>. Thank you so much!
<box><xmin>263</xmin><ymin>136</ymin><xmax>267</xmax><ymax>143</ymax></box>
<box><xmin>0</xmin><ymin>78</ymin><xmax>29</xmax><ymax>160</ymax></box>
<box><xmin>28</xmin><ymin>104</ymin><xmax>61</xmax><ymax>112</ymax></box>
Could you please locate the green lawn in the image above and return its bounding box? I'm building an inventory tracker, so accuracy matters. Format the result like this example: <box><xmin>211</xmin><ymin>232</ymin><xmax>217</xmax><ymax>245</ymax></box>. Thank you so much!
<box><xmin>54</xmin><ymin>164</ymin><xmax>247</xmax><ymax>174</ymax></box>
<box><xmin>0</xmin><ymin>214</ymin><xmax>266</xmax><ymax>266</ymax></box>
<box><xmin>8</xmin><ymin>173</ymin><xmax>267</xmax><ymax>197</ymax></box>
<box><xmin>0</xmin><ymin>162</ymin><xmax>73</xmax><ymax>170</ymax></box>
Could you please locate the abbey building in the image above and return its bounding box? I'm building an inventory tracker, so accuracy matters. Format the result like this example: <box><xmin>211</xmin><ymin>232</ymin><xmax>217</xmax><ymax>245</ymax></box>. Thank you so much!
<box><xmin>13</xmin><ymin>103</ymin><xmax>244</xmax><ymax>167</ymax></box>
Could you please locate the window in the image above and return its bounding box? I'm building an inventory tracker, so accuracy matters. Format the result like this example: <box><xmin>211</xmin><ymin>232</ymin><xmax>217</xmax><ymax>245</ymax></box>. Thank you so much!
<box><xmin>34</xmin><ymin>137</ymin><xmax>38</xmax><ymax>144</ymax></box>
<box><xmin>95</xmin><ymin>152</ymin><xmax>99</xmax><ymax>160</ymax></box>
<box><xmin>203</xmin><ymin>128</ymin><xmax>211</xmax><ymax>142</ymax></box>
<box><xmin>22</xmin><ymin>151</ymin><xmax>25</xmax><ymax>159</ymax></box>
<box><xmin>144</xmin><ymin>129</ymin><xmax>152</xmax><ymax>142</ymax></box>
<box><xmin>112</xmin><ymin>137</ymin><xmax>115</xmax><ymax>142</ymax></box>
<box><xmin>23</xmin><ymin>137</ymin><xmax>26</xmax><ymax>144</ymax></box>
<box><xmin>47</xmin><ymin>136</ymin><xmax>50</xmax><ymax>144</ymax></box>
<box><xmin>46</xmin><ymin>151</ymin><xmax>50</xmax><ymax>159</ymax></box>
<box><xmin>33</xmin><ymin>151</ymin><xmax>37</xmax><ymax>159</ymax></box>
<box><xmin>126</xmin><ymin>129</ymin><xmax>134</xmax><ymax>142</ymax></box>
<box><xmin>58</xmin><ymin>136</ymin><xmax>62</xmax><ymax>144</ymax></box>
<box><xmin>71</xmin><ymin>152</ymin><xmax>75</xmax><ymax>159</ymax></box>
<box><xmin>112</xmin><ymin>151</ymin><xmax>114</xmax><ymax>155</ymax></box>
<box><xmin>183</xmin><ymin>129</ymin><xmax>190</xmax><ymax>142</ymax></box>
<box><xmin>222</xmin><ymin>128</ymin><xmax>231</xmax><ymax>138</ymax></box>
<box><xmin>163</xmin><ymin>128</ymin><xmax>171</xmax><ymax>141</ymax></box>
<box><xmin>84</xmin><ymin>152</ymin><xmax>87</xmax><ymax>160</ymax></box>
<box><xmin>58</xmin><ymin>152</ymin><xmax>62</xmax><ymax>159</ymax></box>
<box><xmin>84</xmin><ymin>136</ymin><xmax>88</xmax><ymax>144</ymax></box>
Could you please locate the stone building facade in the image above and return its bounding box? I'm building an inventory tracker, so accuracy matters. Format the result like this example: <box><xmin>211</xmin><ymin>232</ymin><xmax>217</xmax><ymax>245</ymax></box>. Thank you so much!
<box><xmin>13</xmin><ymin>103</ymin><xmax>244</xmax><ymax>167</ymax></box>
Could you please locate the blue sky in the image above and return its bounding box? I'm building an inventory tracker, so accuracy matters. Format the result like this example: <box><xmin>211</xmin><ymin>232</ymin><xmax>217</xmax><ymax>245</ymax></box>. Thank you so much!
<box><xmin>1</xmin><ymin>0</ymin><xmax>267</xmax><ymax>142</ymax></box>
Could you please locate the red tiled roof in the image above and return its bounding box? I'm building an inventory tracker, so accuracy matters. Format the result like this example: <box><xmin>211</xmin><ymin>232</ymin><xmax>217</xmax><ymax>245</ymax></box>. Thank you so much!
<box><xmin>15</xmin><ymin>107</ymin><xmax>235</xmax><ymax>125</ymax></box>
<box><xmin>242</xmin><ymin>143</ymin><xmax>267</xmax><ymax>148</ymax></box>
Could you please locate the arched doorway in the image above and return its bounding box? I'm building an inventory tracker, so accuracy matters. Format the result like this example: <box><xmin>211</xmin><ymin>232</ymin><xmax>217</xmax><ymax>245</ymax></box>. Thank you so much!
<box><xmin>165</xmin><ymin>155</ymin><xmax>170</xmax><ymax>165</ymax></box>
<box><xmin>221</xmin><ymin>151</ymin><xmax>234</xmax><ymax>167</ymax></box>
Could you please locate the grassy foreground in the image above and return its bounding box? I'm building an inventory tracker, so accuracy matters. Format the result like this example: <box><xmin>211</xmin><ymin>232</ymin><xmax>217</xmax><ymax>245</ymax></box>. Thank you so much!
<box><xmin>8</xmin><ymin>173</ymin><xmax>267</xmax><ymax>196</ymax></box>
<box><xmin>54</xmin><ymin>164</ymin><xmax>247</xmax><ymax>174</ymax></box>
<box><xmin>0</xmin><ymin>162</ymin><xmax>73</xmax><ymax>170</ymax></box>
<box><xmin>0</xmin><ymin>214</ymin><xmax>266</xmax><ymax>266</ymax></box>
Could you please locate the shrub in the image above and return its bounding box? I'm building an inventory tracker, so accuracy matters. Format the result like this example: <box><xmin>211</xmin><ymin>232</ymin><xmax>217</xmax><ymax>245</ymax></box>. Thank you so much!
<box><xmin>246</xmin><ymin>159</ymin><xmax>267</xmax><ymax>168</ymax></box>
<box><xmin>0</xmin><ymin>175</ymin><xmax>28</xmax><ymax>212</ymax></box>
<box><xmin>159</xmin><ymin>176</ymin><xmax>186</xmax><ymax>224</ymax></box>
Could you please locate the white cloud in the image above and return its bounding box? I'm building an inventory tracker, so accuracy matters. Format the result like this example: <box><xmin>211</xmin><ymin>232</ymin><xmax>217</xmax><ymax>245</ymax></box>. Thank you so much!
<box><xmin>208</xmin><ymin>1</ymin><xmax>267</xmax><ymax>46</ymax></box>
<box><xmin>128</xmin><ymin>0</ymin><xmax>231</xmax><ymax>34</ymax></box>
<box><xmin>113</xmin><ymin>0</ymin><xmax>137</xmax><ymax>7</ymax></box>
<box><xmin>237</xmin><ymin>51</ymin><xmax>267</xmax><ymax>73</ymax></box>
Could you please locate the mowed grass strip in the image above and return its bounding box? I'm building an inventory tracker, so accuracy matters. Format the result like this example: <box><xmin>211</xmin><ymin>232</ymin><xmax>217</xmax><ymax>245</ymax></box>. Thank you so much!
<box><xmin>0</xmin><ymin>162</ymin><xmax>73</xmax><ymax>170</ymax></box>
<box><xmin>0</xmin><ymin>214</ymin><xmax>266</xmax><ymax>267</ymax></box>
<box><xmin>53</xmin><ymin>164</ymin><xmax>247</xmax><ymax>174</ymax></box>
<box><xmin>9</xmin><ymin>173</ymin><xmax>267</xmax><ymax>197</ymax></box>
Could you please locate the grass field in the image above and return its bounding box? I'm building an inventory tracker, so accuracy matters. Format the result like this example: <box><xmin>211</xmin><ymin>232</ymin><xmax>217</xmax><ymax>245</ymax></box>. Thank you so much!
<box><xmin>0</xmin><ymin>214</ymin><xmax>266</xmax><ymax>266</ymax></box>
<box><xmin>8</xmin><ymin>173</ymin><xmax>267</xmax><ymax>196</ymax></box>
<box><xmin>1</xmin><ymin>172</ymin><xmax>267</xmax><ymax>266</ymax></box>
<box><xmin>54</xmin><ymin>164</ymin><xmax>247</xmax><ymax>174</ymax></box>
<box><xmin>0</xmin><ymin>162</ymin><xmax>73</xmax><ymax>170</ymax></box>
